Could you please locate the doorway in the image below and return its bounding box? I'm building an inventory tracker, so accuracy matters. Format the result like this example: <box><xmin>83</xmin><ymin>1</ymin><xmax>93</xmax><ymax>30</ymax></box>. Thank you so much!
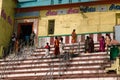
<box><xmin>17</xmin><ymin>22</ymin><xmax>33</xmax><ymax>42</ymax></box>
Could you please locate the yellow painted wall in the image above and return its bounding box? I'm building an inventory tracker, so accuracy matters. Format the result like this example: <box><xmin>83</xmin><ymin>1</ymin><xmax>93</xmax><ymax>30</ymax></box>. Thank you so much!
<box><xmin>0</xmin><ymin>0</ymin><xmax>16</xmax><ymax>58</ymax></box>
<box><xmin>0</xmin><ymin>0</ymin><xmax>2</xmax><ymax>16</ymax></box>
<box><xmin>38</xmin><ymin>7</ymin><xmax>116</xmax><ymax>36</ymax></box>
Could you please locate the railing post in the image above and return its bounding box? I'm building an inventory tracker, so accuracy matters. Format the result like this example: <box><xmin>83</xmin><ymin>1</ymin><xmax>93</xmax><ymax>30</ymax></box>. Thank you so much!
<box><xmin>78</xmin><ymin>41</ymin><xmax>80</xmax><ymax>55</ymax></box>
<box><xmin>59</xmin><ymin>54</ymin><xmax>62</xmax><ymax>76</ymax></box>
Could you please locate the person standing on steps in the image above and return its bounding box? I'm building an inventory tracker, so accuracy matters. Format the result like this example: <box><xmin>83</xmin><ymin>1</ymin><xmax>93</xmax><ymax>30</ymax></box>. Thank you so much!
<box><xmin>54</xmin><ymin>36</ymin><xmax>60</xmax><ymax>58</ymax></box>
<box><xmin>71</xmin><ymin>29</ymin><xmax>77</xmax><ymax>54</ymax></box>
<box><xmin>99</xmin><ymin>36</ymin><xmax>105</xmax><ymax>52</ymax></box>
<box><xmin>105</xmin><ymin>33</ymin><xmax>112</xmax><ymax>54</ymax></box>
<box><xmin>11</xmin><ymin>33</ymin><xmax>16</xmax><ymax>53</ymax></box>
<box><xmin>59</xmin><ymin>37</ymin><xmax>64</xmax><ymax>55</ymax></box>
<box><xmin>71</xmin><ymin>29</ymin><xmax>77</xmax><ymax>44</ymax></box>
<box><xmin>85</xmin><ymin>36</ymin><xmax>90</xmax><ymax>53</ymax></box>
<box><xmin>105</xmin><ymin>33</ymin><xmax>111</xmax><ymax>47</ymax></box>
<box><xmin>89</xmin><ymin>37</ymin><xmax>94</xmax><ymax>53</ymax></box>
<box><xmin>44</xmin><ymin>42</ymin><xmax>50</xmax><ymax>58</ymax></box>
<box><xmin>30</xmin><ymin>31</ymin><xmax>35</xmax><ymax>46</ymax></box>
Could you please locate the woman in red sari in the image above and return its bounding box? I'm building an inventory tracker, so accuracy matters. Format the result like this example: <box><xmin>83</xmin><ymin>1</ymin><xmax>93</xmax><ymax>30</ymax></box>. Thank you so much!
<box><xmin>54</xmin><ymin>36</ymin><xmax>60</xmax><ymax>57</ymax></box>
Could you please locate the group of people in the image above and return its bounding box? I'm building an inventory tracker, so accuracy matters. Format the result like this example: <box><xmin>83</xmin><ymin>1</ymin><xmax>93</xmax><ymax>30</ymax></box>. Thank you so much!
<box><xmin>44</xmin><ymin>28</ymin><xmax>117</xmax><ymax>58</ymax></box>
<box><xmin>10</xmin><ymin>31</ymin><xmax>35</xmax><ymax>54</ymax></box>
<box><xmin>99</xmin><ymin>34</ymin><xmax>112</xmax><ymax>52</ymax></box>
<box><xmin>44</xmin><ymin>29</ymin><xmax>77</xmax><ymax>58</ymax></box>
<box><xmin>45</xmin><ymin>36</ymin><xmax>64</xmax><ymax>58</ymax></box>
<box><xmin>85</xmin><ymin>33</ymin><xmax>112</xmax><ymax>53</ymax></box>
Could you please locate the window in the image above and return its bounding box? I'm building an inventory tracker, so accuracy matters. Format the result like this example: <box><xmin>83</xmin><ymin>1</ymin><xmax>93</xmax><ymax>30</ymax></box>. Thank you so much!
<box><xmin>69</xmin><ymin>0</ymin><xmax>72</xmax><ymax>3</ymax></box>
<box><xmin>51</xmin><ymin>0</ymin><xmax>54</xmax><ymax>5</ymax></box>
<box><xmin>48</xmin><ymin>20</ymin><xmax>55</xmax><ymax>35</ymax></box>
<box><xmin>58</xmin><ymin>0</ymin><xmax>62</xmax><ymax>4</ymax></box>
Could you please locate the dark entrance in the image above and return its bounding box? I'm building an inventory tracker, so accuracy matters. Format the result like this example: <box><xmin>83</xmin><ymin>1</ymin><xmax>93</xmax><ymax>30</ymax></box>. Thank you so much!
<box><xmin>18</xmin><ymin>22</ymin><xmax>33</xmax><ymax>43</ymax></box>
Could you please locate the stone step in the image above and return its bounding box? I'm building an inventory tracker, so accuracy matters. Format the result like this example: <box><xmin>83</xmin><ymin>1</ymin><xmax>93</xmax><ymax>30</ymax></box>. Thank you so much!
<box><xmin>54</xmin><ymin>73</ymin><xmax>118</xmax><ymax>79</ymax></box>
<box><xmin>2</xmin><ymin>63</ymin><xmax>110</xmax><ymax>74</ymax></box>
<box><xmin>34</xmin><ymin>43</ymin><xmax>107</xmax><ymax>52</ymax></box>
<box><xmin>32</xmin><ymin>51</ymin><xmax>107</xmax><ymax>55</ymax></box>
<box><xmin>0</xmin><ymin>67</ymin><xmax>106</xmax><ymax>75</ymax></box>
<box><xmin>56</xmin><ymin>77</ymin><xmax>118</xmax><ymax>80</ymax></box>
<box><xmin>0</xmin><ymin>56</ymin><xmax>108</xmax><ymax>65</ymax></box>
<box><xmin>2</xmin><ymin>73</ymin><xmax>118</xmax><ymax>80</ymax></box>
<box><xmin>0</xmin><ymin>59</ymin><xmax>110</xmax><ymax>68</ymax></box>
<box><xmin>29</xmin><ymin>53</ymin><xmax>109</xmax><ymax>59</ymax></box>
<box><xmin>0</xmin><ymin>67</ymin><xmax>104</xmax><ymax>73</ymax></box>
<box><xmin>3</xmin><ymin>77</ymin><xmax>118</xmax><ymax>80</ymax></box>
<box><xmin>0</xmin><ymin>52</ymin><xmax>109</xmax><ymax>63</ymax></box>
<box><xmin>0</xmin><ymin>63</ymin><xmax>110</xmax><ymax>72</ymax></box>
<box><xmin>0</xmin><ymin>49</ymin><xmax>114</xmax><ymax>80</ymax></box>
<box><xmin>0</xmin><ymin>70</ymin><xmax>107</xmax><ymax>77</ymax></box>
<box><xmin>0</xmin><ymin>52</ymin><xmax>108</xmax><ymax>59</ymax></box>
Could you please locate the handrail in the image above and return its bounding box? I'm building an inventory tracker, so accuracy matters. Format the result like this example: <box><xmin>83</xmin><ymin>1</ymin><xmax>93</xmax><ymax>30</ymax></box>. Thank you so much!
<box><xmin>44</xmin><ymin>54</ymin><xmax>54</xmax><ymax>80</ymax></box>
<box><xmin>0</xmin><ymin>41</ymin><xmax>28</xmax><ymax>79</ymax></box>
<box><xmin>0</xmin><ymin>41</ymin><xmax>113</xmax><ymax>80</ymax></box>
<box><xmin>34</xmin><ymin>52</ymin><xmax>54</xmax><ymax>80</ymax></box>
<box><xmin>35</xmin><ymin>42</ymin><xmax>80</xmax><ymax>80</ymax></box>
<box><xmin>58</xmin><ymin>51</ymin><xmax>70</xmax><ymax>77</ymax></box>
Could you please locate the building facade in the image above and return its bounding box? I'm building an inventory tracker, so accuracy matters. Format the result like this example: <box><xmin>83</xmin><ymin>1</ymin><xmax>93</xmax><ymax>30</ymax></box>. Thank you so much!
<box><xmin>0</xmin><ymin>0</ymin><xmax>16</xmax><ymax>58</ymax></box>
<box><xmin>15</xmin><ymin>0</ymin><xmax>120</xmax><ymax>47</ymax></box>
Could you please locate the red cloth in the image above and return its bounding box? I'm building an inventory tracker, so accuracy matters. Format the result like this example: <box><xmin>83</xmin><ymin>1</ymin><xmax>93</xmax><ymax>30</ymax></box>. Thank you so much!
<box><xmin>54</xmin><ymin>39</ymin><xmax>60</xmax><ymax>56</ymax></box>
<box><xmin>45</xmin><ymin>45</ymin><xmax>50</xmax><ymax>51</ymax></box>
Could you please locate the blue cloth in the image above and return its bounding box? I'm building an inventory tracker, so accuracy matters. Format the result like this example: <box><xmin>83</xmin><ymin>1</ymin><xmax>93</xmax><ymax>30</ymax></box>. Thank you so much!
<box><xmin>25</xmin><ymin>36</ymin><xmax>30</xmax><ymax>41</ymax></box>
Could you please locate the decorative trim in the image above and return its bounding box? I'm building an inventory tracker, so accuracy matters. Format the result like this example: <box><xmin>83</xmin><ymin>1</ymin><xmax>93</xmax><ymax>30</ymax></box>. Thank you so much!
<box><xmin>38</xmin><ymin>31</ymin><xmax>113</xmax><ymax>38</ymax></box>
<box><xmin>38</xmin><ymin>32</ymin><xmax>113</xmax><ymax>48</ymax></box>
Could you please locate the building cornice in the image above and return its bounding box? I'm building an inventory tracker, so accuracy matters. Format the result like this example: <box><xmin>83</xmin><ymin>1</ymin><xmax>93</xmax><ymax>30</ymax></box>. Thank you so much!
<box><xmin>15</xmin><ymin>0</ymin><xmax>120</xmax><ymax>13</ymax></box>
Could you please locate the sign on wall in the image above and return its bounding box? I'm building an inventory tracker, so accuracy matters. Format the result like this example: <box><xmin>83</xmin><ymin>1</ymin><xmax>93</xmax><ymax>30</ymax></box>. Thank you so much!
<box><xmin>45</xmin><ymin>4</ymin><xmax>120</xmax><ymax>16</ymax></box>
<box><xmin>46</xmin><ymin>8</ymin><xmax>79</xmax><ymax>16</ymax></box>
<box><xmin>1</xmin><ymin>9</ymin><xmax>12</xmax><ymax>25</ymax></box>
<box><xmin>80</xmin><ymin>4</ymin><xmax>120</xmax><ymax>13</ymax></box>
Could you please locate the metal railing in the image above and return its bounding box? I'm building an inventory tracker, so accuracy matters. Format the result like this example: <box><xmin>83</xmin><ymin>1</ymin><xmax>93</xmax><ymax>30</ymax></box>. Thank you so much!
<box><xmin>0</xmin><ymin>40</ymin><xmax>36</xmax><ymax>79</ymax></box>
<box><xmin>1</xmin><ymin>41</ymin><xmax>117</xmax><ymax>80</ymax></box>
<box><xmin>44</xmin><ymin>54</ymin><xmax>54</xmax><ymax>80</ymax></box>
<box><xmin>58</xmin><ymin>51</ymin><xmax>71</xmax><ymax>76</ymax></box>
<box><xmin>35</xmin><ymin>42</ymin><xmax>80</xmax><ymax>80</ymax></box>
<box><xmin>34</xmin><ymin>51</ymin><xmax>54</xmax><ymax>80</ymax></box>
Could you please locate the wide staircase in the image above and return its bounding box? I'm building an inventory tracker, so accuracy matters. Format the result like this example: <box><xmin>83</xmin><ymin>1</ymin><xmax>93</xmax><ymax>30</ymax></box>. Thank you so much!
<box><xmin>0</xmin><ymin>42</ymin><xmax>120</xmax><ymax>80</ymax></box>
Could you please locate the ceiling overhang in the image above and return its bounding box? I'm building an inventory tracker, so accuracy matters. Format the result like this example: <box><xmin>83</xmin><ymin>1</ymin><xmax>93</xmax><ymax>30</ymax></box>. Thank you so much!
<box><xmin>15</xmin><ymin>0</ymin><xmax>120</xmax><ymax>13</ymax></box>
<box><xmin>17</xmin><ymin>0</ymin><xmax>37</xmax><ymax>3</ymax></box>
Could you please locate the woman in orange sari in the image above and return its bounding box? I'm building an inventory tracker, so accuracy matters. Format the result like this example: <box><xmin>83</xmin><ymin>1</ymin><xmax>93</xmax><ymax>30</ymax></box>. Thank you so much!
<box><xmin>71</xmin><ymin>29</ymin><xmax>77</xmax><ymax>43</ymax></box>
<box><xmin>54</xmin><ymin>36</ymin><xmax>60</xmax><ymax>57</ymax></box>
<box><xmin>71</xmin><ymin>29</ymin><xmax>77</xmax><ymax>54</ymax></box>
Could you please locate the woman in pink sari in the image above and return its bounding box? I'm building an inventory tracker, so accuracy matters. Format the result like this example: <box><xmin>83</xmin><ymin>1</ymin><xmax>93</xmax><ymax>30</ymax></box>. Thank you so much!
<box><xmin>99</xmin><ymin>36</ymin><xmax>105</xmax><ymax>52</ymax></box>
